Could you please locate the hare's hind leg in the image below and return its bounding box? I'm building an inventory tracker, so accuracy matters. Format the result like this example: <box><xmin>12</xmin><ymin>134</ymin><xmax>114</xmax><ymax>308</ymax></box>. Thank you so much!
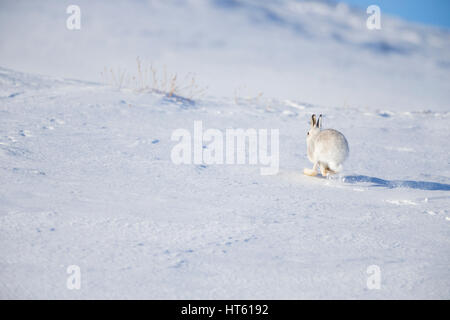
<box><xmin>320</xmin><ymin>163</ymin><xmax>336</xmax><ymax>176</ymax></box>
<box><xmin>304</xmin><ymin>162</ymin><xmax>318</xmax><ymax>176</ymax></box>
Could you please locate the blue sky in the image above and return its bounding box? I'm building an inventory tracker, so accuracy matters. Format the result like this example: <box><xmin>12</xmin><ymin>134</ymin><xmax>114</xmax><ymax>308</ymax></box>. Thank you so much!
<box><xmin>339</xmin><ymin>0</ymin><xmax>450</xmax><ymax>29</ymax></box>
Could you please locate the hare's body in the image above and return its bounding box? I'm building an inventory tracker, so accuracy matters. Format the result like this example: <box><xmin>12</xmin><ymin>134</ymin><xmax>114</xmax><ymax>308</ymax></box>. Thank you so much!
<box><xmin>304</xmin><ymin>115</ymin><xmax>349</xmax><ymax>176</ymax></box>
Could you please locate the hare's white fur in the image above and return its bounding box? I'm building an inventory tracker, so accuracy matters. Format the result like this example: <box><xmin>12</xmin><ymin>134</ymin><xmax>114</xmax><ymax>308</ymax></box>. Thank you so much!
<box><xmin>304</xmin><ymin>114</ymin><xmax>349</xmax><ymax>176</ymax></box>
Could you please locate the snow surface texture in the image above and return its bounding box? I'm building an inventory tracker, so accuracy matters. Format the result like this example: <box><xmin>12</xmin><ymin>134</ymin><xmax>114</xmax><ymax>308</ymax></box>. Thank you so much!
<box><xmin>0</xmin><ymin>0</ymin><xmax>449</xmax><ymax>299</ymax></box>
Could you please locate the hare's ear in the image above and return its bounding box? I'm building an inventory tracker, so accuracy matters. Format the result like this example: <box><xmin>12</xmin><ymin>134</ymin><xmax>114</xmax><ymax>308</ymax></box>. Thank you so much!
<box><xmin>311</xmin><ymin>114</ymin><xmax>316</xmax><ymax>127</ymax></box>
<box><xmin>316</xmin><ymin>114</ymin><xmax>322</xmax><ymax>128</ymax></box>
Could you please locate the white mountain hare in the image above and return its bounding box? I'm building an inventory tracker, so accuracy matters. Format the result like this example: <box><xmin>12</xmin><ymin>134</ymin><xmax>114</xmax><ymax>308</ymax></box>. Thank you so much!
<box><xmin>304</xmin><ymin>114</ymin><xmax>349</xmax><ymax>176</ymax></box>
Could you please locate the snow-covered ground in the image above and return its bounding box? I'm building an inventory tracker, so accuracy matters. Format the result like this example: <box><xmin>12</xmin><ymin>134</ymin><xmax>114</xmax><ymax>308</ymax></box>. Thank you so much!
<box><xmin>0</xmin><ymin>0</ymin><xmax>449</xmax><ymax>299</ymax></box>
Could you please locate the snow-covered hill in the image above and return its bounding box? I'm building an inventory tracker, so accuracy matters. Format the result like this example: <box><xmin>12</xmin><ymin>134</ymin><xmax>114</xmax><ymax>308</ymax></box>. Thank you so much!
<box><xmin>1</xmin><ymin>0</ymin><xmax>450</xmax><ymax>111</ymax></box>
<box><xmin>0</xmin><ymin>0</ymin><xmax>449</xmax><ymax>299</ymax></box>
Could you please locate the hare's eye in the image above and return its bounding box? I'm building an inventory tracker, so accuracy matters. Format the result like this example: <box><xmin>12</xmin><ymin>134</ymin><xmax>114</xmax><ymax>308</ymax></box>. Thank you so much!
<box><xmin>307</xmin><ymin>132</ymin><xmax>309</xmax><ymax>136</ymax></box>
